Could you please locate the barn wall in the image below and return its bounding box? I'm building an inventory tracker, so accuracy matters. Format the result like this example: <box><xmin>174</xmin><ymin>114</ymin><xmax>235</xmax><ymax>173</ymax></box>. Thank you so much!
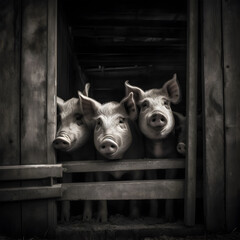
<box><xmin>202</xmin><ymin>0</ymin><xmax>240</xmax><ymax>232</ymax></box>
<box><xmin>222</xmin><ymin>0</ymin><xmax>240</xmax><ymax>232</ymax></box>
<box><xmin>0</xmin><ymin>0</ymin><xmax>57</xmax><ymax>237</ymax></box>
<box><xmin>0</xmin><ymin>0</ymin><xmax>22</xmax><ymax>236</ymax></box>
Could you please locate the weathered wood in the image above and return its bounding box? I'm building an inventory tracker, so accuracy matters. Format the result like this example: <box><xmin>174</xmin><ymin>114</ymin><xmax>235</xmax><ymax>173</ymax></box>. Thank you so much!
<box><xmin>56</xmin><ymin>222</ymin><xmax>204</xmax><ymax>240</ymax></box>
<box><xmin>184</xmin><ymin>0</ymin><xmax>198</xmax><ymax>227</ymax></box>
<box><xmin>63</xmin><ymin>159</ymin><xmax>185</xmax><ymax>173</ymax></box>
<box><xmin>20</xmin><ymin>0</ymin><xmax>58</xmax><ymax>237</ymax></box>
<box><xmin>0</xmin><ymin>0</ymin><xmax>22</xmax><ymax>236</ymax></box>
<box><xmin>222</xmin><ymin>0</ymin><xmax>240</xmax><ymax>232</ymax></box>
<box><xmin>47</xmin><ymin>0</ymin><xmax>58</xmax><ymax>237</ymax></box>
<box><xmin>202</xmin><ymin>0</ymin><xmax>225</xmax><ymax>231</ymax></box>
<box><xmin>61</xmin><ymin>180</ymin><xmax>184</xmax><ymax>201</ymax></box>
<box><xmin>0</xmin><ymin>164</ymin><xmax>62</xmax><ymax>181</ymax></box>
<box><xmin>0</xmin><ymin>185</ymin><xmax>62</xmax><ymax>202</ymax></box>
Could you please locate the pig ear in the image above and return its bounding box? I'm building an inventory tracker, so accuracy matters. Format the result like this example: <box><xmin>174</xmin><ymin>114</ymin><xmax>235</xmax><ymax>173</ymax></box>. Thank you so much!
<box><xmin>57</xmin><ymin>97</ymin><xmax>64</xmax><ymax>112</ymax></box>
<box><xmin>78</xmin><ymin>91</ymin><xmax>101</xmax><ymax>119</ymax></box>
<box><xmin>83</xmin><ymin>83</ymin><xmax>90</xmax><ymax>97</ymax></box>
<box><xmin>125</xmin><ymin>81</ymin><xmax>144</xmax><ymax>104</ymax></box>
<box><xmin>120</xmin><ymin>92</ymin><xmax>138</xmax><ymax>120</ymax></box>
<box><xmin>161</xmin><ymin>74</ymin><xmax>181</xmax><ymax>104</ymax></box>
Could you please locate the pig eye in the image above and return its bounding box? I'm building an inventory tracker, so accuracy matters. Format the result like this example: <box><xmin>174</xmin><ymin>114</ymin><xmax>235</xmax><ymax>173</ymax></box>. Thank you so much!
<box><xmin>75</xmin><ymin>113</ymin><xmax>83</xmax><ymax>126</ymax></box>
<box><xmin>119</xmin><ymin>117</ymin><xmax>125</xmax><ymax>124</ymax></box>
<box><xmin>163</xmin><ymin>99</ymin><xmax>170</xmax><ymax>109</ymax></box>
<box><xmin>141</xmin><ymin>100</ymin><xmax>149</xmax><ymax>110</ymax></box>
<box><xmin>96</xmin><ymin>118</ymin><xmax>102</xmax><ymax>126</ymax></box>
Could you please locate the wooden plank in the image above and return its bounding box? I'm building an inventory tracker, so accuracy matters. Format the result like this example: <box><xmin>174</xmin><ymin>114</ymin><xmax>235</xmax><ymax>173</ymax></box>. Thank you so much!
<box><xmin>61</xmin><ymin>180</ymin><xmax>184</xmax><ymax>201</ymax></box>
<box><xmin>0</xmin><ymin>185</ymin><xmax>62</xmax><ymax>202</ymax></box>
<box><xmin>202</xmin><ymin>0</ymin><xmax>225</xmax><ymax>231</ymax></box>
<box><xmin>222</xmin><ymin>0</ymin><xmax>240</xmax><ymax>232</ymax></box>
<box><xmin>184</xmin><ymin>0</ymin><xmax>198</xmax><ymax>227</ymax></box>
<box><xmin>0</xmin><ymin>164</ymin><xmax>62</xmax><ymax>180</ymax></box>
<box><xmin>63</xmin><ymin>159</ymin><xmax>185</xmax><ymax>173</ymax></box>
<box><xmin>47</xmin><ymin>0</ymin><xmax>58</xmax><ymax>237</ymax></box>
<box><xmin>20</xmin><ymin>0</ymin><xmax>51</xmax><ymax>237</ymax></box>
<box><xmin>0</xmin><ymin>0</ymin><xmax>22</xmax><ymax>236</ymax></box>
<box><xmin>56</xmin><ymin>222</ymin><xmax>204</xmax><ymax>240</ymax></box>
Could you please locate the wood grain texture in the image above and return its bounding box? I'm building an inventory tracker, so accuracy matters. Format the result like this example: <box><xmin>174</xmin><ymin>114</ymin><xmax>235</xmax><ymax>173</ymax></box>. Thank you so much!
<box><xmin>63</xmin><ymin>159</ymin><xmax>185</xmax><ymax>173</ymax></box>
<box><xmin>184</xmin><ymin>0</ymin><xmax>198</xmax><ymax>227</ymax></box>
<box><xmin>0</xmin><ymin>164</ymin><xmax>62</xmax><ymax>180</ymax></box>
<box><xmin>61</xmin><ymin>180</ymin><xmax>184</xmax><ymax>201</ymax></box>
<box><xmin>20</xmin><ymin>0</ymin><xmax>58</xmax><ymax>237</ymax></box>
<box><xmin>222</xmin><ymin>0</ymin><xmax>240</xmax><ymax>232</ymax></box>
<box><xmin>0</xmin><ymin>0</ymin><xmax>22</xmax><ymax>236</ymax></box>
<box><xmin>202</xmin><ymin>0</ymin><xmax>225</xmax><ymax>231</ymax></box>
<box><xmin>0</xmin><ymin>185</ymin><xmax>62</xmax><ymax>202</ymax></box>
<box><xmin>47</xmin><ymin>0</ymin><xmax>58</xmax><ymax>236</ymax></box>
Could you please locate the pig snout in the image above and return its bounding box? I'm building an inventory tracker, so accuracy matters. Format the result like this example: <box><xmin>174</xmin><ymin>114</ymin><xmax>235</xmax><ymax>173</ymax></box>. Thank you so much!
<box><xmin>177</xmin><ymin>142</ymin><xmax>186</xmax><ymax>155</ymax></box>
<box><xmin>99</xmin><ymin>138</ymin><xmax>118</xmax><ymax>156</ymax></box>
<box><xmin>53</xmin><ymin>132</ymin><xmax>71</xmax><ymax>150</ymax></box>
<box><xmin>148</xmin><ymin>112</ymin><xmax>167</xmax><ymax>129</ymax></box>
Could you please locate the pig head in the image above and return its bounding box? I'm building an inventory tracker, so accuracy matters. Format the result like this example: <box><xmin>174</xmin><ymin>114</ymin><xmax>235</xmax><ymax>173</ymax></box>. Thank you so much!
<box><xmin>78</xmin><ymin>91</ymin><xmax>137</xmax><ymax>160</ymax></box>
<box><xmin>52</xmin><ymin>83</ymin><xmax>92</xmax><ymax>152</ymax></box>
<box><xmin>125</xmin><ymin>74</ymin><xmax>181</xmax><ymax>145</ymax></box>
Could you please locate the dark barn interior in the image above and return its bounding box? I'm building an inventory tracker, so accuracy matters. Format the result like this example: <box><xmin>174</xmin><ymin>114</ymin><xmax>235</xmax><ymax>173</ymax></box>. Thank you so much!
<box><xmin>58</xmin><ymin>0</ymin><xmax>188</xmax><ymax>108</ymax></box>
<box><xmin>0</xmin><ymin>0</ymin><xmax>240</xmax><ymax>239</ymax></box>
<box><xmin>57</xmin><ymin>0</ymin><xmax>193</xmax><ymax>228</ymax></box>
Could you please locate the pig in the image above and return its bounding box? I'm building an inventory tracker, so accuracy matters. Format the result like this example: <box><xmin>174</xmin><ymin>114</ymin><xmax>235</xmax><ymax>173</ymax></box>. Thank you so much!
<box><xmin>173</xmin><ymin>111</ymin><xmax>186</xmax><ymax>156</ymax></box>
<box><xmin>78</xmin><ymin>91</ymin><xmax>144</xmax><ymax>222</ymax></box>
<box><xmin>53</xmin><ymin>83</ymin><xmax>95</xmax><ymax>222</ymax></box>
<box><xmin>125</xmin><ymin>73</ymin><xmax>181</xmax><ymax>221</ymax></box>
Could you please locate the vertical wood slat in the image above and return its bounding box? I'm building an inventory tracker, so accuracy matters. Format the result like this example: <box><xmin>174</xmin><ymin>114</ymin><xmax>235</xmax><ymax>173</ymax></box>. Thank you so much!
<box><xmin>222</xmin><ymin>0</ymin><xmax>240</xmax><ymax>232</ymax></box>
<box><xmin>47</xmin><ymin>0</ymin><xmax>58</xmax><ymax>236</ymax></box>
<box><xmin>0</xmin><ymin>0</ymin><xmax>22</xmax><ymax>236</ymax></box>
<box><xmin>184</xmin><ymin>0</ymin><xmax>198</xmax><ymax>227</ymax></box>
<box><xmin>202</xmin><ymin>0</ymin><xmax>225</xmax><ymax>231</ymax></box>
<box><xmin>21</xmin><ymin>0</ymin><xmax>57</xmax><ymax>237</ymax></box>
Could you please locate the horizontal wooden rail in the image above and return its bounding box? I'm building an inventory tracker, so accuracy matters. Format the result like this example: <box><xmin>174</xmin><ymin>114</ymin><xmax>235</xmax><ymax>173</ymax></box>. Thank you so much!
<box><xmin>0</xmin><ymin>164</ymin><xmax>62</xmax><ymax>181</ymax></box>
<box><xmin>63</xmin><ymin>158</ymin><xmax>185</xmax><ymax>173</ymax></box>
<box><xmin>0</xmin><ymin>184</ymin><xmax>62</xmax><ymax>202</ymax></box>
<box><xmin>61</xmin><ymin>180</ymin><xmax>184</xmax><ymax>200</ymax></box>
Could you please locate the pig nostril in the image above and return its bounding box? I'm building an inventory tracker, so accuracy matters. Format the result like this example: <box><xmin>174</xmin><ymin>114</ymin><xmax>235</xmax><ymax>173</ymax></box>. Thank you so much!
<box><xmin>152</xmin><ymin>118</ymin><xmax>156</xmax><ymax>122</ymax></box>
<box><xmin>161</xmin><ymin>117</ymin><xmax>165</xmax><ymax>122</ymax></box>
<box><xmin>101</xmin><ymin>145</ymin><xmax>106</xmax><ymax>149</ymax></box>
<box><xmin>111</xmin><ymin>145</ymin><xmax>116</xmax><ymax>148</ymax></box>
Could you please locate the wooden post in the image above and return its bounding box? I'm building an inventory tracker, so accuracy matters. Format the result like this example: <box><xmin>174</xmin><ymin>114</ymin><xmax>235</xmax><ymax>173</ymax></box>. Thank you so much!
<box><xmin>0</xmin><ymin>0</ymin><xmax>22</xmax><ymax>236</ymax></box>
<box><xmin>184</xmin><ymin>0</ymin><xmax>198</xmax><ymax>227</ymax></box>
<box><xmin>21</xmin><ymin>0</ymin><xmax>57</xmax><ymax>237</ymax></box>
<box><xmin>222</xmin><ymin>0</ymin><xmax>240</xmax><ymax>232</ymax></box>
<box><xmin>202</xmin><ymin>0</ymin><xmax>225</xmax><ymax>231</ymax></box>
<box><xmin>47</xmin><ymin>0</ymin><xmax>58</xmax><ymax>236</ymax></box>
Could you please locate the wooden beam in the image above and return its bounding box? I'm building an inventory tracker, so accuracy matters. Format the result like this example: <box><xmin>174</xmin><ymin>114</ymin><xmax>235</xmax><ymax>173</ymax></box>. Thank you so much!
<box><xmin>222</xmin><ymin>0</ymin><xmax>240</xmax><ymax>232</ymax></box>
<box><xmin>21</xmin><ymin>0</ymin><xmax>57</xmax><ymax>237</ymax></box>
<box><xmin>75</xmin><ymin>39</ymin><xmax>186</xmax><ymax>49</ymax></box>
<box><xmin>61</xmin><ymin>180</ymin><xmax>184</xmax><ymax>201</ymax></box>
<box><xmin>63</xmin><ymin>159</ymin><xmax>185</xmax><ymax>173</ymax></box>
<box><xmin>0</xmin><ymin>185</ymin><xmax>62</xmax><ymax>202</ymax></box>
<box><xmin>72</xmin><ymin>25</ymin><xmax>186</xmax><ymax>39</ymax></box>
<box><xmin>184</xmin><ymin>0</ymin><xmax>198</xmax><ymax>227</ymax></box>
<box><xmin>47</xmin><ymin>0</ymin><xmax>58</xmax><ymax>236</ymax></box>
<box><xmin>0</xmin><ymin>164</ymin><xmax>62</xmax><ymax>181</ymax></box>
<box><xmin>70</xmin><ymin>19</ymin><xmax>186</xmax><ymax>29</ymax></box>
<box><xmin>0</xmin><ymin>0</ymin><xmax>22</xmax><ymax>236</ymax></box>
<box><xmin>202</xmin><ymin>0</ymin><xmax>225</xmax><ymax>231</ymax></box>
